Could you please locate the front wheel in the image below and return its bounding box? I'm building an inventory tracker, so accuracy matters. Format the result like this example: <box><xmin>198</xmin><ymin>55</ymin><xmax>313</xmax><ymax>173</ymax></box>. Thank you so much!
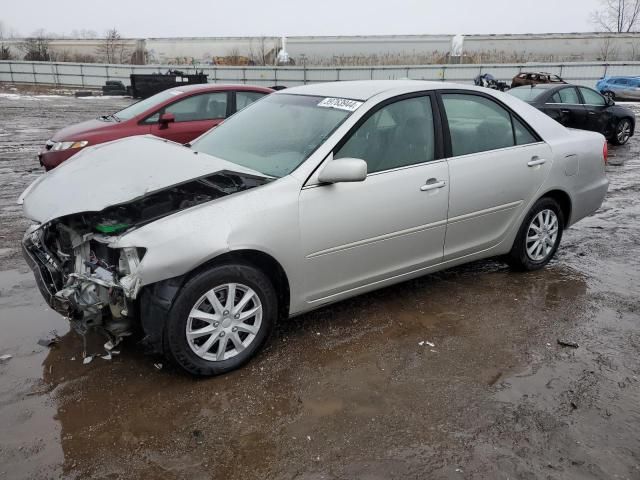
<box><xmin>165</xmin><ymin>263</ymin><xmax>277</xmax><ymax>376</ymax></box>
<box><xmin>507</xmin><ymin>198</ymin><xmax>564</xmax><ymax>271</ymax></box>
<box><xmin>611</xmin><ymin>118</ymin><xmax>632</xmax><ymax>145</ymax></box>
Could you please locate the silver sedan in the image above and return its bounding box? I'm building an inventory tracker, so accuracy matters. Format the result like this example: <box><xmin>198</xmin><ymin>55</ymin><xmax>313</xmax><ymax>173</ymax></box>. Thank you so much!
<box><xmin>20</xmin><ymin>81</ymin><xmax>609</xmax><ymax>375</ymax></box>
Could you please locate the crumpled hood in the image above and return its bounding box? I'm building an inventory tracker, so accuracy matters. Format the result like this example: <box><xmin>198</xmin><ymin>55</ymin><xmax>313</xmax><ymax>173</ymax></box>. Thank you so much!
<box><xmin>20</xmin><ymin>135</ymin><xmax>265</xmax><ymax>224</ymax></box>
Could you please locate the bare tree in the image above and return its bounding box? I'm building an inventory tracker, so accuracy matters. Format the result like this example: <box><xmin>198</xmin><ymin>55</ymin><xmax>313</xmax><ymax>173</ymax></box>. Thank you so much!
<box><xmin>248</xmin><ymin>36</ymin><xmax>274</xmax><ymax>66</ymax></box>
<box><xmin>592</xmin><ymin>0</ymin><xmax>640</xmax><ymax>32</ymax></box>
<box><xmin>19</xmin><ymin>30</ymin><xmax>51</xmax><ymax>61</ymax></box>
<box><xmin>599</xmin><ymin>35</ymin><xmax>619</xmax><ymax>60</ymax></box>
<box><xmin>226</xmin><ymin>47</ymin><xmax>242</xmax><ymax>65</ymax></box>
<box><xmin>0</xmin><ymin>21</ymin><xmax>12</xmax><ymax>59</ymax></box>
<box><xmin>96</xmin><ymin>28</ymin><xmax>130</xmax><ymax>64</ymax></box>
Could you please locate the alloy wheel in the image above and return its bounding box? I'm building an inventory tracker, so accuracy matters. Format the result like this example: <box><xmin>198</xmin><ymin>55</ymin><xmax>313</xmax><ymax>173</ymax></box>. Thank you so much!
<box><xmin>526</xmin><ymin>209</ymin><xmax>559</xmax><ymax>262</ymax></box>
<box><xmin>617</xmin><ymin>120</ymin><xmax>631</xmax><ymax>144</ymax></box>
<box><xmin>186</xmin><ymin>283</ymin><xmax>263</xmax><ymax>362</ymax></box>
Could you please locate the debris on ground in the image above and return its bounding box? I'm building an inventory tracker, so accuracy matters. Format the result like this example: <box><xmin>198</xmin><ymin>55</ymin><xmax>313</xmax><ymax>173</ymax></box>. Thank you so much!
<box><xmin>83</xmin><ymin>356</ymin><xmax>93</xmax><ymax>365</ymax></box>
<box><xmin>0</xmin><ymin>354</ymin><xmax>12</xmax><ymax>364</ymax></box>
<box><xmin>154</xmin><ymin>363</ymin><xmax>163</xmax><ymax>370</ymax></box>
<box><xmin>419</xmin><ymin>340</ymin><xmax>436</xmax><ymax>347</ymax></box>
<box><xmin>557</xmin><ymin>339</ymin><xmax>579</xmax><ymax>348</ymax></box>
<box><xmin>37</xmin><ymin>332</ymin><xmax>61</xmax><ymax>347</ymax></box>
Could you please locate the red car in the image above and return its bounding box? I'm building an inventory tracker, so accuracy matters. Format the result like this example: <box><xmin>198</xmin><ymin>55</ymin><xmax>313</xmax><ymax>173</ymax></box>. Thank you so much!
<box><xmin>39</xmin><ymin>84</ymin><xmax>273</xmax><ymax>170</ymax></box>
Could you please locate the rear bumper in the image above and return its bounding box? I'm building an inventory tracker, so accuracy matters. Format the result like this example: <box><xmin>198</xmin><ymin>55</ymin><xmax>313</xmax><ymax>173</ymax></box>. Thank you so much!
<box><xmin>38</xmin><ymin>148</ymin><xmax>82</xmax><ymax>171</ymax></box>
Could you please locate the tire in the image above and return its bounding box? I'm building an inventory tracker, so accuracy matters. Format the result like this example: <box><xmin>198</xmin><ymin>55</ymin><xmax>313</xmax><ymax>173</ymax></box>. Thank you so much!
<box><xmin>507</xmin><ymin>197</ymin><xmax>564</xmax><ymax>271</ymax></box>
<box><xmin>164</xmin><ymin>263</ymin><xmax>277</xmax><ymax>376</ymax></box>
<box><xmin>611</xmin><ymin>118</ymin><xmax>633</xmax><ymax>145</ymax></box>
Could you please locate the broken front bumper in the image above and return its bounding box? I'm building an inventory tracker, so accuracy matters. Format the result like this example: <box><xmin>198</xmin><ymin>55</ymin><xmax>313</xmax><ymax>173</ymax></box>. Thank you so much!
<box><xmin>22</xmin><ymin>228</ymin><xmax>73</xmax><ymax>316</ymax></box>
<box><xmin>22</xmin><ymin>225</ymin><xmax>143</xmax><ymax>342</ymax></box>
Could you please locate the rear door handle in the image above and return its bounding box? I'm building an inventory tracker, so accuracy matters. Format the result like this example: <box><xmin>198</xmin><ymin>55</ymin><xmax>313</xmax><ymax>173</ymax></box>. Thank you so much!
<box><xmin>420</xmin><ymin>180</ymin><xmax>446</xmax><ymax>191</ymax></box>
<box><xmin>528</xmin><ymin>158</ymin><xmax>546</xmax><ymax>167</ymax></box>
<box><xmin>560</xmin><ymin>109</ymin><xmax>570</xmax><ymax>113</ymax></box>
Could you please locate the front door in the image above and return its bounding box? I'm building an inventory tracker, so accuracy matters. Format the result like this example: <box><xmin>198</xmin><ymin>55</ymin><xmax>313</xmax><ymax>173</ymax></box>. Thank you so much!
<box><xmin>148</xmin><ymin>91</ymin><xmax>230</xmax><ymax>144</ymax></box>
<box><xmin>439</xmin><ymin>92</ymin><xmax>553</xmax><ymax>259</ymax></box>
<box><xmin>299</xmin><ymin>94</ymin><xmax>449</xmax><ymax>304</ymax></box>
<box><xmin>578</xmin><ymin>87</ymin><xmax>609</xmax><ymax>134</ymax></box>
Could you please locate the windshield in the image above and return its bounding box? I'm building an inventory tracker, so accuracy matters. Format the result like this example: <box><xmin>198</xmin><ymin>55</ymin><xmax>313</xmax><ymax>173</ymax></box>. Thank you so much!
<box><xmin>191</xmin><ymin>94</ymin><xmax>356</xmax><ymax>178</ymax></box>
<box><xmin>112</xmin><ymin>89</ymin><xmax>184</xmax><ymax>121</ymax></box>
<box><xmin>507</xmin><ymin>87</ymin><xmax>546</xmax><ymax>102</ymax></box>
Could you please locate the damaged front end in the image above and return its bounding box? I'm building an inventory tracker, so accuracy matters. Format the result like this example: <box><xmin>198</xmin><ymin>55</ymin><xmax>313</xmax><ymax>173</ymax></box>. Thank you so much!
<box><xmin>22</xmin><ymin>170</ymin><xmax>270</xmax><ymax>345</ymax></box>
<box><xmin>23</xmin><ymin>221</ymin><xmax>144</xmax><ymax>343</ymax></box>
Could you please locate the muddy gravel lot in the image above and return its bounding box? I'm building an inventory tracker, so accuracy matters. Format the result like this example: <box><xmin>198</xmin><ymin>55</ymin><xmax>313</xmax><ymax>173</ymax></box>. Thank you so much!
<box><xmin>0</xmin><ymin>86</ymin><xmax>638</xmax><ymax>480</ymax></box>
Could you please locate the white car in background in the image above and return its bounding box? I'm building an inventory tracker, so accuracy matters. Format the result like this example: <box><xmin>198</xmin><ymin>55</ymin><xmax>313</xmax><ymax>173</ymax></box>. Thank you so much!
<box><xmin>20</xmin><ymin>80</ymin><xmax>609</xmax><ymax>376</ymax></box>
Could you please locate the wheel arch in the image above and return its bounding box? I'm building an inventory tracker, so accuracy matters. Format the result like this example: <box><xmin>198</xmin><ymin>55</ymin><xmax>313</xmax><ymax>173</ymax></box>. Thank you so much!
<box><xmin>539</xmin><ymin>189</ymin><xmax>572</xmax><ymax>226</ymax></box>
<box><xmin>186</xmin><ymin>249</ymin><xmax>291</xmax><ymax>320</ymax></box>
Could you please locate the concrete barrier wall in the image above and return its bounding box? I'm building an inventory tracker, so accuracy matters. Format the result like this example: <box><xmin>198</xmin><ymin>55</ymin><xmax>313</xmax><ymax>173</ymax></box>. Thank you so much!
<box><xmin>2</xmin><ymin>60</ymin><xmax>640</xmax><ymax>89</ymax></box>
<box><xmin>4</xmin><ymin>33</ymin><xmax>640</xmax><ymax>64</ymax></box>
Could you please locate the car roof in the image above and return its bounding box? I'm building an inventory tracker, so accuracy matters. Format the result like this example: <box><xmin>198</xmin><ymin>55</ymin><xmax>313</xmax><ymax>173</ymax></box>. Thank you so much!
<box><xmin>278</xmin><ymin>80</ymin><xmax>471</xmax><ymax>101</ymax></box>
<box><xmin>164</xmin><ymin>83</ymin><xmax>273</xmax><ymax>94</ymax></box>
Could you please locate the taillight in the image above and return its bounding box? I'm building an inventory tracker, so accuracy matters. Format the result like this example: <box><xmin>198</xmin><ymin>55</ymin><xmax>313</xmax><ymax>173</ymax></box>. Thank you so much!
<box><xmin>603</xmin><ymin>141</ymin><xmax>608</xmax><ymax>164</ymax></box>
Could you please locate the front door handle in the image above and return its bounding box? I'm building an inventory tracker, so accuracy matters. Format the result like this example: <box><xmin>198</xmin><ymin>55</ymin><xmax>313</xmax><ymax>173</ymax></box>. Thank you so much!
<box><xmin>420</xmin><ymin>180</ymin><xmax>446</xmax><ymax>191</ymax></box>
<box><xmin>528</xmin><ymin>158</ymin><xmax>546</xmax><ymax>167</ymax></box>
<box><xmin>561</xmin><ymin>109</ymin><xmax>570</xmax><ymax>114</ymax></box>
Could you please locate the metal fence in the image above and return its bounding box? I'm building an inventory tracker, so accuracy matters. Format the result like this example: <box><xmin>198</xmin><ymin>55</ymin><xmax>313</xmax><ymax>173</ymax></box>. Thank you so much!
<box><xmin>2</xmin><ymin>60</ymin><xmax>640</xmax><ymax>89</ymax></box>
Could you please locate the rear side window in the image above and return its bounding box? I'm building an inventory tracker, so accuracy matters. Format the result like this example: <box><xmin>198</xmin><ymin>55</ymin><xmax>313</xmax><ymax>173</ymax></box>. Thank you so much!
<box><xmin>558</xmin><ymin>87</ymin><xmax>580</xmax><ymax>104</ymax></box>
<box><xmin>236</xmin><ymin>91</ymin><xmax>266</xmax><ymax>111</ymax></box>
<box><xmin>513</xmin><ymin>117</ymin><xmax>538</xmax><ymax>145</ymax></box>
<box><xmin>335</xmin><ymin>95</ymin><xmax>435</xmax><ymax>173</ymax></box>
<box><xmin>442</xmin><ymin>94</ymin><xmax>536</xmax><ymax>157</ymax></box>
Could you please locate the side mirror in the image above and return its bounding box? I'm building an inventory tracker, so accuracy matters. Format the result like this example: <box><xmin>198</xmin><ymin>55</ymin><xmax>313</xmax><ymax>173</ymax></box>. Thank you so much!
<box><xmin>318</xmin><ymin>158</ymin><xmax>367</xmax><ymax>184</ymax></box>
<box><xmin>159</xmin><ymin>112</ymin><xmax>175</xmax><ymax>126</ymax></box>
<box><xmin>606</xmin><ymin>97</ymin><xmax>615</xmax><ymax>106</ymax></box>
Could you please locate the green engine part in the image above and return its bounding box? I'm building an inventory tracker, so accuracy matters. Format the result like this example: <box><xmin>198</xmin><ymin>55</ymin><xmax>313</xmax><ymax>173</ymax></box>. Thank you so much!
<box><xmin>94</xmin><ymin>223</ymin><xmax>130</xmax><ymax>234</ymax></box>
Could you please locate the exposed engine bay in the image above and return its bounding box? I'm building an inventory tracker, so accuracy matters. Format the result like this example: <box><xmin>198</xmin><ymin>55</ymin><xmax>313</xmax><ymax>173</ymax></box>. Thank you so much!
<box><xmin>22</xmin><ymin>170</ymin><xmax>270</xmax><ymax>346</ymax></box>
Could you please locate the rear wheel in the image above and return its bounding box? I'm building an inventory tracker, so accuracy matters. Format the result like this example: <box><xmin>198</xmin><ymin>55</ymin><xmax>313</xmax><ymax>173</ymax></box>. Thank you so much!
<box><xmin>507</xmin><ymin>197</ymin><xmax>564</xmax><ymax>271</ymax></box>
<box><xmin>165</xmin><ymin>263</ymin><xmax>277</xmax><ymax>376</ymax></box>
<box><xmin>611</xmin><ymin>118</ymin><xmax>632</xmax><ymax>145</ymax></box>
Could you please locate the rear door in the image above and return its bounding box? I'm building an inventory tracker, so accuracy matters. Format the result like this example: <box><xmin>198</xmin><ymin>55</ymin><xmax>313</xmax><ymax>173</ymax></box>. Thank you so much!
<box><xmin>542</xmin><ymin>86</ymin><xmax>587</xmax><ymax>129</ymax></box>
<box><xmin>147</xmin><ymin>91</ymin><xmax>231</xmax><ymax>144</ymax></box>
<box><xmin>438</xmin><ymin>91</ymin><xmax>553</xmax><ymax>259</ymax></box>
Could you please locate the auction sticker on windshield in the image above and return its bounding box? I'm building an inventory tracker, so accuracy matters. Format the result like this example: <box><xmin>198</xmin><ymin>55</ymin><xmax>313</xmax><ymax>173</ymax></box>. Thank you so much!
<box><xmin>317</xmin><ymin>97</ymin><xmax>364</xmax><ymax>111</ymax></box>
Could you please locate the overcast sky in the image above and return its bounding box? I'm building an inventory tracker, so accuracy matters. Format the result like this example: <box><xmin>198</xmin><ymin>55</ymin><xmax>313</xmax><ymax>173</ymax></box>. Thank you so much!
<box><xmin>2</xmin><ymin>0</ymin><xmax>604</xmax><ymax>37</ymax></box>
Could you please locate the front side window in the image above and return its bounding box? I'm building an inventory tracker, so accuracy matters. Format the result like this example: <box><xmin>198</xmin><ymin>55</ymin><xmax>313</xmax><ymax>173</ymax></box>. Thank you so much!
<box><xmin>165</xmin><ymin>92</ymin><xmax>228</xmax><ymax>122</ymax></box>
<box><xmin>236</xmin><ymin>91</ymin><xmax>266</xmax><ymax>111</ymax></box>
<box><xmin>549</xmin><ymin>92</ymin><xmax>563</xmax><ymax>103</ymax></box>
<box><xmin>335</xmin><ymin>96</ymin><xmax>435</xmax><ymax>173</ymax></box>
<box><xmin>579</xmin><ymin>87</ymin><xmax>606</xmax><ymax>106</ymax></box>
<box><xmin>191</xmin><ymin>94</ymin><xmax>354</xmax><ymax>178</ymax></box>
<box><xmin>558</xmin><ymin>87</ymin><xmax>580</xmax><ymax>104</ymax></box>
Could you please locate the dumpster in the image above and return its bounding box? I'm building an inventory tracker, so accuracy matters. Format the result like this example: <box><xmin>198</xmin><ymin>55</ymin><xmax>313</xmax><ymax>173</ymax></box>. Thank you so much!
<box><xmin>130</xmin><ymin>70</ymin><xmax>208</xmax><ymax>99</ymax></box>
